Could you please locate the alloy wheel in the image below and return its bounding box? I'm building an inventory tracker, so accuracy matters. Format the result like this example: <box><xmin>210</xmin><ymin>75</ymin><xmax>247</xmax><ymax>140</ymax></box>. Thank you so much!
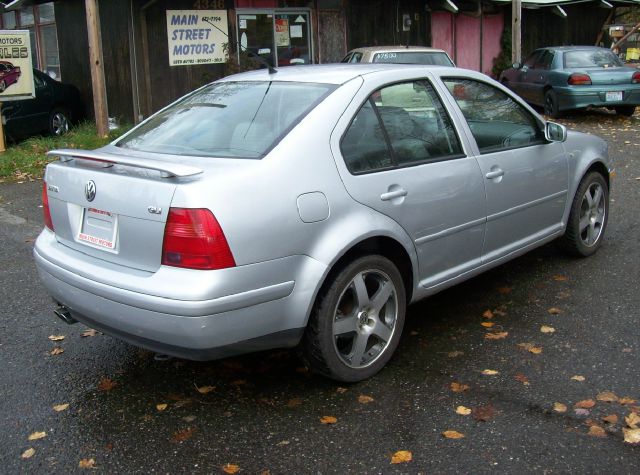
<box><xmin>52</xmin><ymin>112</ymin><xmax>69</xmax><ymax>135</ymax></box>
<box><xmin>578</xmin><ymin>182</ymin><xmax>606</xmax><ymax>247</ymax></box>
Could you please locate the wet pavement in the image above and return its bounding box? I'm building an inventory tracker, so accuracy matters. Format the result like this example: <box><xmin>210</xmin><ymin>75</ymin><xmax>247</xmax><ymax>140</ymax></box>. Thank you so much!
<box><xmin>1</xmin><ymin>109</ymin><xmax>639</xmax><ymax>473</ymax></box>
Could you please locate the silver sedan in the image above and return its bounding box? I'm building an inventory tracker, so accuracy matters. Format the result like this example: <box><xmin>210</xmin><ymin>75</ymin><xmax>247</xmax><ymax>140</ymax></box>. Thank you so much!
<box><xmin>35</xmin><ymin>64</ymin><xmax>611</xmax><ymax>382</ymax></box>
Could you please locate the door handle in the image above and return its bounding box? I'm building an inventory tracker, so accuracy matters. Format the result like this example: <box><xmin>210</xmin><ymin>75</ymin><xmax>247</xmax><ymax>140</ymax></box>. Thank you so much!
<box><xmin>380</xmin><ymin>189</ymin><xmax>408</xmax><ymax>201</ymax></box>
<box><xmin>485</xmin><ymin>169</ymin><xmax>504</xmax><ymax>179</ymax></box>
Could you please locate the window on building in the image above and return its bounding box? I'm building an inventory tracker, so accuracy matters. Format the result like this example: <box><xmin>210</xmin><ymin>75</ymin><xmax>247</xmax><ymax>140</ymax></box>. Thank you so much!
<box><xmin>0</xmin><ymin>3</ymin><xmax>60</xmax><ymax>79</ymax></box>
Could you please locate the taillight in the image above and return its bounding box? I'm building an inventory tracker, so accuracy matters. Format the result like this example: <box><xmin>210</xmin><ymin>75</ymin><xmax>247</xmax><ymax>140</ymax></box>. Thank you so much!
<box><xmin>161</xmin><ymin>208</ymin><xmax>235</xmax><ymax>270</ymax></box>
<box><xmin>632</xmin><ymin>72</ymin><xmax>640</xmax><ymax>84</ymax></box>
<box><xmin>42</xmin><ymin>181</ymin><xmax>54</xmax><ymax>231</ymax></box>
<box><xmin>568</xmin><ymin>73</ymin><xmax>592</xmax><ymax>85</ymax></box>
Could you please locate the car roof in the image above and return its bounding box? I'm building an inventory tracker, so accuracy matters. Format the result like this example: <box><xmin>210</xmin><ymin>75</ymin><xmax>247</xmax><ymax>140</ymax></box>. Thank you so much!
<box><xmin>536</xmin><ymin>46</ymin><xmax>612</xmax><ymax>52</ymax></box>
<box><xmin>349</xmin><ymin>45</ymin><xmax>448</xmax><ymax>54</ymax></box>
<box><xmin>219</xmin><ymin>63</ymin><xmax>461</xmax><ymax>85</ymax></box>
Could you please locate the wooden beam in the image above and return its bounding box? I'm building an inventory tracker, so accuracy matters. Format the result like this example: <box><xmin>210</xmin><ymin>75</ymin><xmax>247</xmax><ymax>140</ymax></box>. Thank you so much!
<box><xmin>512</xmin><ymin>0</ymin><xmax>521</xmax><ymax>64</ymax></box>
<box><xmin>85</xmin><ymin>0</ymin><xmax>109</xmax><ymax>138</ymax></box>
<box><xmin>612</xmin><ymin>22</ymin><xmax>640</xmax><ymax>51</ymax></box>
<box><xmin>595</xmin><ymin>8</ymin><xmax>615</xmax><ymax>47</ymax></box>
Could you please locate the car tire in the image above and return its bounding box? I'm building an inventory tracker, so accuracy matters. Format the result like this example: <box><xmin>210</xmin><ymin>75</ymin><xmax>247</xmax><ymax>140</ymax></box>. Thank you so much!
<box><xmin>544</xmin><ymin>89</ymin><xmax>561</xmax><ymax>118</ymax></box>
<box><xmin>49</xmin><ymin>108</ymin><xmax>71</xmax><ymax>136</ymax></box>
<box><xmin>561</xmin><ymin>171</ymin><xmax>609</xmax><ymax>257</ymax></box>
<box><xmin>302</xmin><ymin>255</ymin><xmax>406</xmax><ymax>382</ymax></box>
<box><xmin>0</xmin><ymin>80</ymin><xmax>5</xmax><ymax>93</ymax></box>
<box><xmin>614</xmin><ymin>106</ymin><xmax>636</xmax><ymax>117</ymax></box>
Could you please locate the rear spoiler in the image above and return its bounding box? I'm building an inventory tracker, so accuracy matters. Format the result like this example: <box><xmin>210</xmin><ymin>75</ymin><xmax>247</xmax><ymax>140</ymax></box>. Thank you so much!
<box><xmin>47</xmin><ymin>149</ymin><xmax>203</xmax><ymax>178</ymax></box>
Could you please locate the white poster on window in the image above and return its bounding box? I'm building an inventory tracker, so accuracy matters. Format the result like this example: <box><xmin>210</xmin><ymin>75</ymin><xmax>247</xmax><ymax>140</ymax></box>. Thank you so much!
<box><xmin>0</xmin><ymin>30</ymin><xmax>35</xmax><ymax>101</ymax></box>
<box><xmin>166</xmin><ymin>10</ymin><xmax>228</xmax><ymax>67</ymax></box>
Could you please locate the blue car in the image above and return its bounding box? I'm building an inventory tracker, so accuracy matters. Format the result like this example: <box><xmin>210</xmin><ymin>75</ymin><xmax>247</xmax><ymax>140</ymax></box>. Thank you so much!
<box><xmin>499</xmin><ymin>46</ymin><xmax>640</xmax><ymax>118</ymax></box>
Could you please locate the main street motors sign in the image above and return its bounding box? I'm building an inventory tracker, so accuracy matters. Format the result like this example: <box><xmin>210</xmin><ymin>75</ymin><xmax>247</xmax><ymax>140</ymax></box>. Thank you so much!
<box><xmin>166</xmin><ymin>10</ymin><xmax>228</xmax><ymax>66</ymax></box>
<box><xmin>0</xmin><ymin>30</ymin><xmax>35</xmax><ymax>101</ymax></box>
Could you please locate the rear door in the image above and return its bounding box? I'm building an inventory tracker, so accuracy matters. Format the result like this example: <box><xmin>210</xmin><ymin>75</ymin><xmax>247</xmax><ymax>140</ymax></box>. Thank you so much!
<box><xmin>331</xmin><ymin>72</ymin><xmax>487</xmax><ymax>289</ymax></box>
<box><xmin>441</xmin><ymin>76</ymin><xmax>568</xmax><ymax>263</ymax></box>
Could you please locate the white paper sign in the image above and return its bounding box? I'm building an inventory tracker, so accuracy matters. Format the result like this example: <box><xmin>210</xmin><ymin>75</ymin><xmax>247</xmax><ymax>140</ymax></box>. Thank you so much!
<box><xmin>166</xmin><ymin>10</ymin><xmax>228</xmax><ymax>67</ymax></box>
<box><xmin>0</xmin><ymin>30</ymin><xmax>35</xmax><ymax>101</ymax></box>
<box><xmin>290</xmin><ymin>25</ymin><xmax>303</xmax><ymax>38</ymax></box>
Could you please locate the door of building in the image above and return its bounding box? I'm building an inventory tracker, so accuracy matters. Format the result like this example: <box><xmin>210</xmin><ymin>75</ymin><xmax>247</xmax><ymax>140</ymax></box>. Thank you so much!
<box><xmin>237</xmin><ymin>10</ymin><xmax>312</xmax><ymax>67</ymax></box>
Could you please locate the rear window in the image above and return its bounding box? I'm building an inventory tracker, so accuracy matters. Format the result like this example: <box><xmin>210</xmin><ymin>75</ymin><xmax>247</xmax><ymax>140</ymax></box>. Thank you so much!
<box><xmin>563</xmin><ymin>49</ymin><xmax>623</xmax><ymax>68</ymax></box>
<box><xmin>116</xmin><ymin>81</ymin><xmax>335</xmax><ymax>159</ymax></box>
<box><xmin>372</xmin><ymin>51</ymin><xmax>454</xmax><ymax>66</ymax></box>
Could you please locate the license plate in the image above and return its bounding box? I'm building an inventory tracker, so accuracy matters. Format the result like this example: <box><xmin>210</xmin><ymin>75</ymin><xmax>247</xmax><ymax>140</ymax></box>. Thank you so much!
<box><xmin>605</xmin><ymin>91</ymin><xmax>623</xmax><ymax>102</ymax></box>
<box><xmin>78</xmin><ymin>207</ymin><xmax>118</xmax><ymax>250</ymax></box>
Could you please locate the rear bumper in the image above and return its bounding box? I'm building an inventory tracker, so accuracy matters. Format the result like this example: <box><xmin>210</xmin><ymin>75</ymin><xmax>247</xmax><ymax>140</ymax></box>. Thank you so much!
<box><xmin>34</xmin><ymin>230</ymin><xmax>327</xmax><ymax>360</ymax></box>
<box><xmin>555</xmin><ymin>85</ymin><xmax>640</xmax><ymax>111</ymax></box>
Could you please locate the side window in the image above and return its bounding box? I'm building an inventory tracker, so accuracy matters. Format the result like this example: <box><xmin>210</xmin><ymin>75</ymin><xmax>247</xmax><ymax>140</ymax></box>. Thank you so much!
<box><xmin>350</xmin><ymin>52</ymin><xmax>363</xmax><ymax>63</ymax></box>
<box><xmin>340</xmin><ymin>80</ymin><xmax>463</xmax><ymax>174</ymax></box>
<box><xmin>534</xmin><ymin>50</ymin><xmax>554</xmax><ymax>70</ymax></box>
<box><xmin>443</xmin><ymin>78</ymin><xmax>545</xmax><ymax>153</ymax></box>
<box><xmin>523</xmin><ymin>51</ymin><xmax>540</xmax><ymax>68</ymax></box>
<box><xmin>340</xmin><ymin>53</ymin><xmax>352</xmax><ymax>63</ymax></box>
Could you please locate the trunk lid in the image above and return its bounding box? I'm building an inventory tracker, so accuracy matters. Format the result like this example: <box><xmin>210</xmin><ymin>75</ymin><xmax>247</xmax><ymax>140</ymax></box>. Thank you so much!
<box><xmin>44</xmin><ymin>148</ymin><xmax>202</xmax><ymax>272</ymax></box>
<box><xmin>578</xmin><ymin>67</ymin><xmax>636</xmax><ymax>85</ymax></box>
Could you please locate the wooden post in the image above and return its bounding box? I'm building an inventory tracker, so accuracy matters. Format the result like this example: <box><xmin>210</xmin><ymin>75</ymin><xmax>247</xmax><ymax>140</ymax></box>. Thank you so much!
<box><xmin>612</xmin><ymin>22</ymin><xmax>640</xmax><ymax>51</ymax></box>
<box><xmin>0</xmin><ymin>103</ymin><xmax>5</xmax><ymax>153</ymax></box>
<box><xmin>85</xmin><ymin>0</ymin><xmax>109</xmax><ymax>138</ymax></box>
<box><xmin>595</xmin><ymin>9</ymin><xmax>615</xmax><ymax>47</ymax></box>
<box><xmin>512</xmin><ymin>0</ymin><xmax>521</xmax><ymax>64</ymax></box>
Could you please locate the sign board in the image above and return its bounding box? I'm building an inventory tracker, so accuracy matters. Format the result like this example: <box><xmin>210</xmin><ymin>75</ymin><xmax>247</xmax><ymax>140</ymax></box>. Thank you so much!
<box><xmin>0</xmin><ymin>30</ymin><xmax>35</xmax><ymax>101</ymax></box>
<box><xmin>166</xmin><ymin>10</ymin><xmax>228</xmax><ymax>67</ymax></box>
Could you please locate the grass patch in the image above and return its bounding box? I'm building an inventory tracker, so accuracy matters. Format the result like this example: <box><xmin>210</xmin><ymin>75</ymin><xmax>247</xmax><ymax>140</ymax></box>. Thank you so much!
<box><xmin>0</xmin><ymin>122</ymin><xmax>131</xmax><ymax>182</ymax></box>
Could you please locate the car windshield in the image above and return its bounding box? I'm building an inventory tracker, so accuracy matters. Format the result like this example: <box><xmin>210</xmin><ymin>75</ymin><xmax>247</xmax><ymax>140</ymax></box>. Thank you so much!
<box><xmin>372</xmin><ymin>51</ymin><xmax>454</xmax><ymax>66</ymax></box>
<box><xmin>117</xmin><ymin>81</ymin><xmax>335</xmax><ymax>158</ymax></box>
<box><xmin>563</xmin><ymin>50</ymin><xmax>623</xmax><ymax>69</ymax></box>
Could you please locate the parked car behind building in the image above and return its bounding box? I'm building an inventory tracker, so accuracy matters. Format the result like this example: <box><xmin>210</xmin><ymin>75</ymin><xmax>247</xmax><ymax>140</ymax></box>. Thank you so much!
<box><xmin>499</xmin><ymin>46</ymin><xmax>640</xmax><ymax>117</ymax></box>
<box><xmin>342</xmin><ymin>46</ymin><xmax>455</xmax><ymax>67</ymax></box>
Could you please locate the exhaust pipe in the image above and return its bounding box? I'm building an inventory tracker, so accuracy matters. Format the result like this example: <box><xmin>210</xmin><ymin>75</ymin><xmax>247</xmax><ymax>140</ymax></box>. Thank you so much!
<box><xmin>54</xmin><ymin>306</ymin><xmax>78</xmax><ymax>325</ymax></box>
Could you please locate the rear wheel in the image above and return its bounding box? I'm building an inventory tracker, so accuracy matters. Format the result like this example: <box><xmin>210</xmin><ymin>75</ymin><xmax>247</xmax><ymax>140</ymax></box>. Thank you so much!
<box><xmin>49</xmin><ymin>108</ymin><xmax>70</xmax><ymax>136</ymax></box>
<box><xmin>544</xmin><ymin>89</ymin><xmax>561</xmax><ymax>118</ymax></box>
<box><xmin>302</xmin><ymin>255</ymin><xmax>406</xmax><ymax>382</ymax></box>
<box><xmin>0</xmin><ymin>80</ymin><xmax>6</xmax><ymax>92</ymax></box>
<box><xmin>561</xmin><ymin>172</ymin><xmax>609</xmax><ymax>257</ymax></box>
<box><xmin>614</xmin><ymin>106</ymin><xmax>636</xmax><ymax>117</ymax></box>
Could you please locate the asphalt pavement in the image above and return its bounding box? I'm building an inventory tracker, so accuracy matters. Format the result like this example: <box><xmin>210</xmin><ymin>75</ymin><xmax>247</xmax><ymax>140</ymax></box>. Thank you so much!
<box><xmin>1</xmin><ymin>109</ymin><xmax>639</xmax><ymax>474</ymax></box>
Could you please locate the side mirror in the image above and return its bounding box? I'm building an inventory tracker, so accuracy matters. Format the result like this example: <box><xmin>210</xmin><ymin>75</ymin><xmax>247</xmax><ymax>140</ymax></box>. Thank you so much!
<box><xmin>512</xmin><ymin>62</ymin><xmax>521</xmax><ymax>69</ymax></box>
<box><xmin>545</xmin><ymin>121</ymin><xmax>567</xmax><ymax>142</ymax></box>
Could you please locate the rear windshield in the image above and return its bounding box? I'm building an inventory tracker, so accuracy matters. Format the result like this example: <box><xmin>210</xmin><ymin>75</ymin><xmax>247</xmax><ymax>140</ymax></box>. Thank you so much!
<box><xmin>563</xmin><ymin>50</ymin><xmax>623</xmax><ymax>68</ymax></box>
<box><xmin>116</xmin><ymin>81</ymin><xmax>335</xmax><ymax>159</ymax></box>
<box><xmin>372</xmin><ymin>51</ymin><xmax>454</xmax><ymax>66</ymax></box>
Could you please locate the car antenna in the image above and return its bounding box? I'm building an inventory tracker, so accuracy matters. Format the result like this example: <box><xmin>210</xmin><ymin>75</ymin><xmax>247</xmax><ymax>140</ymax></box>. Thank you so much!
<box><xmin>202</xmin><ymin>17</ymin><xmax>278</xmax><ymax>75</ymax></box>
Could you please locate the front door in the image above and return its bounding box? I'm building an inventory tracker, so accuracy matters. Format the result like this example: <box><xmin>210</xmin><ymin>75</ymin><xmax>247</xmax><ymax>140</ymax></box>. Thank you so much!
<box><xmin>331</xmin><ymin>74</ymin><xmax>487</xmax><ymax>289</ymax></box>
<box><xmin>442</xmin><ymin>77</ymin><xmax>568</xmax><ymax>263</ymax></box>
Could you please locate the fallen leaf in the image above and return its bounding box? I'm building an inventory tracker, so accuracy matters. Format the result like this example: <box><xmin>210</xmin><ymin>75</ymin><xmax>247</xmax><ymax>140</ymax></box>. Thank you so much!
<box><xmin>450</xmin><ymin>382</ymin><xmax>470</xmax><ymax>393</ymax></box>
<box><xmin>81</xmin><ymin>329</ymin><xmax>98</xmax><ymax>337</ymax></box>
<box><xmin>390</xmin><ymin>450</ymin><xmax>412</xmax><ymax>464</ymax></box>
<box><xmin>556</xmin><ymin>291</ymin><xmax>571</xmax><ymax>299</ymax></box>
<box><xmin>78</xmin><ymin>458</ymin><xmax>96</xmax><ymax>469</ymax></box>
<box><xmin>575</xmin><ymin>408</ymin><xmax>590</xmax><ymax>416</ymax></box>
<box><xmin>493</xmin><ymin>308</ymin><xmax>508</xmax><ymax>317</ymax></box>
<box><xmin>540</xmin><ymin>325</ymin><xmax>556</xmax><ymax>333</ymax></box>
<box><xmin>596</xmin><ymin>391</ymin><xmax>619</xmax><ymax>403</ymax></box>
<box><xmin>48</xmin><ymin>335</ymin><xmax>65</xmax><ymax>341</ymax></box>
<box><xmin>320</xmin><ymin>416</ymin><xmax>337</xmax><ymax>424</ymax></box>
<box><xmin>603</xmin><ymin>414</ymin><xmax>618</xmax><ymax>424</ymax></box>
<box><xmin>553</xmin><ymin>402</ymin><xmax>567</xmax><ymax>413</ymax></box>
<box><xmin>485</xmin><ymin>331</ymin><xmax>508</xmax><ymax>340</ymax></box>
<box><xmin>286</xmin><ymin>398</ymin><xmax>303</xmax><ymax>408</ymax></box>
<box><xmin>50</xmin><ymin>347</ymin><xmax>64</xmax><ymax>356</ymax></box>
<box><xmin>481</xmin><ymin>322</ymin><xmax>495</xmax><ymax>328</ymax></box>
<box><xmin>588</xmin><ymin>425</ymin><xmax>607</xmax><ymax>438</ymax></box>
<box><xmin>619</xmin><ymin>397</ymin><xmax>637</xmax><ymax>405</ymax></box>
<box><xmin>97</xmin><ymin>377</ymin><xmax>117</xmax><ymax>392</ymax></box>
<box><xmin>514</xmin><ymin>374</ymin><xmax>530</xmax><ymax>385</ymax></box>
<box><xmin>156</xmin><ymin>403</ymin><xmax>168</xmax><ymax>412</ymax></box>
<box><xmin>442</xmin><ymin>430</ymin><xmax>465</xmax><ymax>439</ymax></box>
<box><xmin>27</xmin><ymin>431</ymin><xmax>46</xmax><ymax>441</ymax></box>
<box><xmin>182</xmin><ymin>416</ymin><xmax>196</xmax><ymax>423</ymax></box>
<box><xmin>623</xmin><ymin>428</ymin><xmax>640</xmax><ymax>444</ymax></box>
<box><xmin>553</xmin><ymin>275</ymin><xmax>568</xmax><ymax>281</ymax></box>
<box><xmin>622</xmin><ymin>348</ymin><xmax>632</xmax><ymax>353</ymax></box>
<box><xmin>517</xmin><ymin>343</ymin><xmax>542</xmax><ymax>354</ymax></box>
<box><xmin>575</xmin><ymin>399</ymin><xmax>596</xmax><ymax>409</ymax></box>
<box><xmin>21</xmin><ymin>448</ymin><xmax>35</xmax><ymax>459</ymax></box>
<box><xmin>276</xmin><ymin>440</ymin><xmax>290</xmax><ymax>446</ymax></box>
<box><xmin>455</xmin><ymin>405</ymin><xmax>472</xmax><ymax>415</ymax></box>
<box><xmin>571</xmin><ymin>375</ymin><xmax>586</xmax><ymax>382</ymax></box>
<box><xmin>626</xmin><ymin>412</ymin><xmax>640</xmax><ymax>429</ymax></box>
<box><xmin>222</xmin><ymin>464</ymin><xmax>240</xmax><ymax>474</ymax></box>
<box><xmin>497</xmin><ymin>286</ymin><xmax>512</xmax><ymax>294</ymax></box>
<box><xmin>472</xmin><ymin>405</ymin><xmax>496</xmax><ymax>422</ymax></box>
<box><xmin>447</xmin><ymin>351</ymin><xmax>464</xmax><ymax>358</ymax></box>
<box><xmin>482</xmin><ymin>309</ymin><xmax>494</xmax><ymax>319</ymax></box>
<box><xmin>53</xmin><ymin>403</ymin><xmax>69</xmax><ymax>412</ymax></box>
<box><xmin>195</xmin><ymin>384</ymin><xmax>215</xmax><ymax>394</ymax></box>
<box><xmin>171</xmin><ymin>427</ymin><xmax>196</xmax><ymax>442</ymax></box>
<box><xmin>336</xmin><ymin>387</ymin><xmax>348</xmax><ymax>394</ymax></box>
<box><xmin>547</xmin><ymin>307</ymin><xmax>562</xmax><ymax>315</ymax></box>
<box><xmin>481</xmin><ymin>369</ymin><xmax>499</xmax><ymax>375</ymax></box>
<box><xmin>358</xmin><ymin>395</ymin><xmax>374</xmax><ymax>404</ymax></box>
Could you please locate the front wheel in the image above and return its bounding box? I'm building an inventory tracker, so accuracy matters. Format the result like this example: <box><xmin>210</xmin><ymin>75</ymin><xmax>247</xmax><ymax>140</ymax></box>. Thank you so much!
<box><xmin>614</xmin><ymin>106</ymin><xmax>636</xmax><ymax>117</ymax></box>
<box><xmin>302</xmin><ymin>255</ymin><xmax>406</xmax><ymax>382</ymax></box>
<box><xmin>561</xmin><ymin>172</ymin><xmax>609</xmax><ymax>257</ymax></box>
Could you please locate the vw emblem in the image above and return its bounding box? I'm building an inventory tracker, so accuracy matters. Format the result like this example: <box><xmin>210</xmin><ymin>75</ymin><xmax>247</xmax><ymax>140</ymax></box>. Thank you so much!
<box><xmin>84</xmin><ymin>180</ymin><xmax>96</xmax><ymax>202</ymax></box>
